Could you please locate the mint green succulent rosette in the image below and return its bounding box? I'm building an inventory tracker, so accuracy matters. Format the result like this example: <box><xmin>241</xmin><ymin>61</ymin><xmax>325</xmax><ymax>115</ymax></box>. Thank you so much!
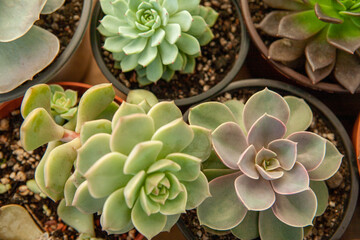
<box><xmin>98</xmin><ymin>0</ymin><xmax>218</xmax><ymax>85</ymax></box>
<box><xmin>0</xmin><ymin>0</ymin><xmax>65</xmax><ymax>93</ymax></box>
<box><xmin>188</xmin><ymin>88</ymin><xmax>343</xmax><ymax>240</ymax></box>
<box><xmin>256</xmin><ymin>0</ymin><xmax>360</xmax><ymax>93</ymax></box>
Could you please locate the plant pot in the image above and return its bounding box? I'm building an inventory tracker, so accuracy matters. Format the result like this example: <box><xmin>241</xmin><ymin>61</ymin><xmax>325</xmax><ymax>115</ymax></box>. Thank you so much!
<box><xmin>90</xmin><ymin>0</ymin><xmax>249</xmax><ymax>107</ymax></box>
<box><xmin>239</xmin><ymin>0</ymin><xmax>359</xmax><ymax>94</ymax></box>
<box><xmin>178</xmin><ymin>79</ymin><xmax>359</xmax><ymax>240</ymax></box>
<box><xmin>352</xmin><ymin>114</ymin><xmax>360</xmax><ymax>176</ymax></box>
<box><xmin>0</xmin><ymin>0</ymin><xmax>93</xmax><ymax>103</ymax></box>
<box><xmin>0</xmin><ymin>82</ymin><xmax>146</xmax><ymax>240</ymax></box>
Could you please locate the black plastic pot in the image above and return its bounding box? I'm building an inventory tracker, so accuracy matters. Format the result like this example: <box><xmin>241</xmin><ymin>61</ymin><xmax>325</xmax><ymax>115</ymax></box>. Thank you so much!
<box><xmin>90</xmin><ymin>0</ymin><xmax>249</xmax><ymax>107</ymax></box>
<box><xmin>0</xmin><ymin>0</ymin><xmax>93</xmax><ymax>103</ymax></box>
<box><xmin>178</xmin><ymin>79</ymin><xmax>359</xmax><ymax>240</ymax></box>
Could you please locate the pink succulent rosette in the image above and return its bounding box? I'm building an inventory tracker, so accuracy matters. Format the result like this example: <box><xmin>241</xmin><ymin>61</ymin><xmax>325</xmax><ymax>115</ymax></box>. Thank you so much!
<box><xmin>189</xmin><ymin>88</ymin><xmax>343</xmax><ymax>240</ymax></box>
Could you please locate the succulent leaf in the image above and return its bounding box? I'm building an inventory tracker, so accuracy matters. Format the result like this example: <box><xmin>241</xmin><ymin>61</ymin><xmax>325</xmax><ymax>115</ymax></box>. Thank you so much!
<box><xmin>80</xmin><ymin>120</ymin><xmax>112</xmax><ymax>144</ymax></box>
<box><xmin>41</xmin><ymin>0</ymin><xmax>65</xmax><ymax>14</ymax></box>
<box><xmin>21</xmin><ymin>84</ymin><xmax>51</xmax><ymax>118</ymax></box>
<box><xmin>72</xmin><ymin>181</ymin><xmax>107</xmax><ymax>214</ymax></box>
<box><xmin>238</xmin><ymin>145</ymin><xmax>259</xmax><ymax>179</ymax></box>
<box><xmin>310</xmin><ymin>180</ymin><xmax>329</xmax><ymax>216</ymax></box>
<box><xmin>230</xmin><ymin>211</ymin><xmax>260</xmax><ymax>240</ymax></box>
<box><xmin>182</xmin><ymin>172</ymin><xmax>211</xmax><ymax>209</ymax></box>
<box><xmin>334</xmin><ymin>50</ymin><xmax>360</xmax><ymax>93</ymax></box>
<box><xmin>181</xmin><ymin>126</ymin><xmax>212</xmax><ymax>161</ymax></box>
<box><xmin>267</xmin><ymin>139</ymin><xmax>297</xmax><ymax>170</ymax></box>
<box><xmin>284</xmin><ymin>96</ymin><xmax>313</xmax><ymax>136</ymax></box>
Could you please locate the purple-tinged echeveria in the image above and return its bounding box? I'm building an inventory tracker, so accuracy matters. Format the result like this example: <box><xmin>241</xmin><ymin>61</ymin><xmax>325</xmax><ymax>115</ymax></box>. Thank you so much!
<box><xmin>256</xmin><ymin>0</ymin><xmax>360</xmax><ymax>93</ymax></box>
<box><xmin>97</xmin><ymin>0</ymin><xmax>218</xmax><ymax>85</ymax></box>
<box><xmin>189</xmin><ymin>88</ymin><xmax>343</xmax><ymax>240</ymax></box>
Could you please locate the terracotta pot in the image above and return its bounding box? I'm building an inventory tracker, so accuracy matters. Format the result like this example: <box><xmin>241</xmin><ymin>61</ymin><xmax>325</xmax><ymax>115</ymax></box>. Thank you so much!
<box><xmin>352</xmin><ymin>114</ymin><xmax>360</xmax><ymax>176</ymax></box>
<box><xmin>179</xmin><ymin>79</ymin><xmax>359</xmax><ymax>240</ymax></box>
<box><xmin>239</xmin><ymin>0</ymin><xmax>358</xmax><ymax>94</ymax></box>
<box><xmin>0</xmin><ymin>0</ymin><xmax>93</xmax><ymax>103</ymax></box>
<box><xmin>90</xmin><ymin>0</ymin><xmax>250</xmax><ymax>107</ymax></box>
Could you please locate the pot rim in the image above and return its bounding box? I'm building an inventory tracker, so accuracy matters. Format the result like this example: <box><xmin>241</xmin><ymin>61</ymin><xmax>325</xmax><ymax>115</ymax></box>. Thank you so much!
<box><xmin>352</xmin><ymin>114</ymin><xmax>360</xmax><ymax>176</ymax></box>
<box><xmin>239</xmin><ymin>0</ymin><xmax>357</xmax><ymax>94</ymax></box>
<box><xmin>179</xmin><ymin>79</ymin><xmax>359</xmax><ymax>240</ymax></box>
<box><xmin>90</xmin><ymin>0</ymin><xmax>250</xmax><ymax>107</ymax></box>
<box><xmin>0</xmin><ymin>0</ymin><xmax>93</xmax><ymax>103</ymax></box>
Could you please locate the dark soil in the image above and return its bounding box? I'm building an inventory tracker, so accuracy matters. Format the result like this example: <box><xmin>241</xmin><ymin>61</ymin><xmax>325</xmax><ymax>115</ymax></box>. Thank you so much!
<box><xmin>100</xmin><ymin>0</ymin><xmax>242</xmax><ymax>100</ymax></box>
<box><xmin>180</xmin><ymin>88</ymin><xmax>351</xmax><ymax>240</ymax></box>
<box><xmin>35</xmin><ymin>0</ymin><xmax>84</xmax><ymax>56</ymax></box>
<box><xmin>0</xmin><ymin>110</ymin><xmax>140</xmax><ymax>240</ymax></box>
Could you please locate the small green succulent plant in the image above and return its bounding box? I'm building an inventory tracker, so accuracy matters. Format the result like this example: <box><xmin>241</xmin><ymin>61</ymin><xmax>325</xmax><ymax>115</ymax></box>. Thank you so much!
<box><xmin>0</xmin><ymin>0</ymin><xmax>66</xmax><ymax>93</ymax></box>
<box><xmin>20</xmin><ymin>84</ymin><xmax>212</xmax><ymax>239</ymax></box>
<box><xmin>98</xmin><ymin>0</ymin><xmax>218</xmax><ymax>85</ymax></box>
<box><xmin>256</xmin><ymin>0</ymin><xmax>360</xmax><ymax>93</ymax></box>
<box><xmin>189</xmin><ymin>88</ymin><xmax>343</xmax><ymax>240</ymax></box>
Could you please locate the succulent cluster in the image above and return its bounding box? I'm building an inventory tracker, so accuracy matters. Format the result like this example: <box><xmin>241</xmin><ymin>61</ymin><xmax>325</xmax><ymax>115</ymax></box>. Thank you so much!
<box><xmin>98</xmin><ymin>0</ymin><xmax>218</xmax><ymax>85</ymax></box>
<box><xmin>189</xmin><ymin>88</ymin><xmax>343</xmax><ymax>239</ymax></box>
<box><xmin>0</xmin><ymin>0</ymin><xmax>65</xmax><ymax>93</ymax></box>
<box><xmin>257</xmin><ymin>0</ymin><xmax>360</xmax><ymax>93</ymax></box>
<box><xmin>20</xmin><ymin>84</ymin><xmax>212</xmax><ymax>239</ymax></box>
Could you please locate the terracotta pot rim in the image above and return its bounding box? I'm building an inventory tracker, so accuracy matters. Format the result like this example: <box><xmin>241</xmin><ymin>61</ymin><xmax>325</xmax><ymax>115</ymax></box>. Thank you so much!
<box><xmin>0</xmin><ymin>0</ymin><xmax>93</xmax><ymax>103</ymax></box>
<box><xmin>90</xmin><ymin>0</ymin><xmax>250</xmax><ymax>107</ymax></box>
<box><xmin>352</xmin><ymin>114</ymin><xmax>360</xmax><ymax>176</ymax></box>
<box><xmin>239</xmin><ymin>0</ymin><xmax>358</xmax><ymax>94</ymax></box>
<box><xmin>179</xmin><ymin>79</ymin><xmax>359</xmax><ymax>240</ymax></box>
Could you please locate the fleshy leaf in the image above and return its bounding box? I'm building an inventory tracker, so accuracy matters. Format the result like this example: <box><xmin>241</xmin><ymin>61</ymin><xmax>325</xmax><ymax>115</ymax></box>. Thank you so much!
<box><xmin>256</xmin><ymin>11</ymin><xmax>290</xmax><ymax>37</ymax></box>
<box><xmin>310</xmin><ymin>181</ymin><xmax>329</xmax><ymax>216</ymax></box>
<box><xmin>147</xmin><ymin>101</ymin><xmax>182</xmax><ymax>130</ymax></box>
<box><xmin>255</xmin><ymin>165</ymin><xmax>284</xmax><ymax>180</ymax></box>
<box><xmin>327</xmin><ymin>19</ymin><xmax>360</xmax><ymax>54</ymax></box>
<box><xmin>272</xmin><ymin>189</ymin><xmax>317</xmax><ymax>227</ymax></box>
<box><xmin>41</xmin><ymin>0</ymin><xmax>65</xmax><ymax>14</ymax></box>
<box><xmin>112</xmin><ymin>102</ymin><xmax>145</xmax><ymax>129</ymax></box>
<box><xmin>284</xmin><ymin>96</ymin><xmax>313</xmax><ymax>136</ymax></box>
<box><xmin>308</xmin><ymin>140</ymin><xmax>343</xmax><ymax>180</ymax></box>
<box><xmin>72</xmin><ymin>181</ymin><xmax>107</xmax><ymax>214</ymax></box>
<box><xmin>262</xmin><ymin>0</ymin><xmax>309</xmax><ymax>10</ymax></box>
<box><xmin>182</xmin><ymin>172</ymin><xmax>211</xmax><ymax>209</ymax></box>
<box><xmin>127</xmin><ymin>89</ymin><xmax>159</xmax><ymax>109</ymax></box>
<box><xmin>166</xmin><ymin>153</ymin><xmax>201</xmax><ymax>181</ymax></box>
<box><xmin>243</xmin><ymin>88</ymin><xmax>290</xmax><ymax>131</ymax></box>
<box><xmin>147</xmin><ymin>159</ymin><xmax>181</xmax><ymax>174</ymax></box>
<box><xmin>162</xmin><ymin>214</ymin><xmax>181</xmax><ymax>232</ymax></box>
<box><xmin>334</xmin><ymin>50</ymin><xmax>360</xmax><ymax>94</ymax></box>
<box><xmin>231</xmin><ymin>211</ymin><xmax>260</xmax><ymax>240</ymax></box>
<box><xmin>181</xmin><ymin>126</ymin><xmax>212</xmax><ymax>162</ymax></box>
<box><xmin>268</xmin><ymin>38</ymin><xmax>306</xmax><ymax>62</ymax></box>
<box><xmin>212</xmin><ymin>122</ymin><xmax>248</xmax><ymax>169</ymax></box>
<box><xmin>235</xmin><ymin>175</ymin><xmax>276</xmax><ymax>211</ymax></box>
<box><xmin>224</xmin><ymin>100</ymin><xmax>246</xmax><ymax>133</ymax></box>
<box><xmin>268</xmin><ymin>139</ymin><xmax>297</xmax><ymax>170</ymax></box>
<box><xmin>86</xmin><ymin>152</ymin><xmax>132</xmax><ymax>198</ymax></box>
<box><xmin>238</xmin><ymin>145</ymin><xmax>259</xmax><ymax>180</ymax></box>
<box><xmin>160</xmin><ymin>185</ymin><xmax>187</xmax><ymax>215</ymax></box>
<box><xmin>189</xmin><ymin>102</ymin><xmax>236</xmax><ymax>131</ymax></box>
<box><xmin>197</xmin><ymin>172</ymin><xmax>247</xmax><ymax>230</ymax></box>
<box><xmin>124</xmin><ymin>171</ymin><xmax>146</xmax><ymax>208</ymax></box>
<box><xmin>21</xmin><ymin>84</ymin><xmax>51</xmax><ymax>118</ymax></box>
<box><xmin>80</xmin><ymin>119</ymin><xmax>112</xmax><ymax>144</ymax></box>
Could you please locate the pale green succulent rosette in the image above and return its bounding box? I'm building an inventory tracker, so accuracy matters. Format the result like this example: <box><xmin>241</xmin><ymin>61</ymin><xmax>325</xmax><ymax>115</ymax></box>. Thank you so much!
<box><xmin>256</xmin><ymin>0</ymin><xmax>360</xmax><ymax>93</ymax></box>
<box><xmin>0</xmin><ymin>0</ymin><xmax>65</xmax><ymax>93</ymax></box>
<box><xmin>189</xmin><ymin>88</ymin><xmax>343</xmax><ymax>240</ymax></box>
<box><xmin>98</xmin><ymin>0</ymin><xmax>218</xmax><ymax>85</ymax></box>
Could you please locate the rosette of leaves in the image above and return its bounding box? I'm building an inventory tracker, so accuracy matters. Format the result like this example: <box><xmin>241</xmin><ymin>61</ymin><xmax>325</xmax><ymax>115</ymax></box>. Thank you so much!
<box><xmin>98</xmin><ymin>0</ymin><xmax>218</xmax><ymax>85</ymax></box>
<box><xmin>0</xmin><ymin>0</ymin><xmax>66</xmax><ymax>93</ymax></box>
<box><xmin>188</xmin><ymin>88</ymin><xmax>343</xmax><ymax>240</ymax></box>
<box><xmin>256</xmin><ymin>0</ymin><xmax>360</xmax><ymax>93</ymax></box>
<box><xmin>20</xmin><ymin>83</ymin><xmax>119</xmax><ymax>238</ymax></box>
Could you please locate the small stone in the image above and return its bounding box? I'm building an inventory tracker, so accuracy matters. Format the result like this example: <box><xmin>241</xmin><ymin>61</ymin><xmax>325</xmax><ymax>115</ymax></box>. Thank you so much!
<box><xmin>15</xmin><ymin>171</ymin><xmax>27</xmax><ymax>182</ymax></box>
<box><xmin>329</xmin><ymin>201</ymin><xmax>336</xmax><ymax>207</ymax></box>
<box><xmin>9</xmin><ymin>172</ymin><xmax>16</xmax><ymax>179</ymax></box>
<box><xmin>197</xmin><ymin>230</ymin><xmax>202</xmax><ymax>237</ymax></box>
<box><xmin>1</xmin><ymin>178</ymin><xmax>10</xmax><ymax>184</ymax></box>
<box><xmin>326</xmin><ymin>172</ymin><xmax>343</xmax><ymax>189</ymax></box>
<box><xmin>0</xmin><ymin>119</ymin><xmax>9</xmax><ymax>131</ymax></box>
<box><xmin>43</xmin><ymin>205</ymin><xmax>51</xmax><ymax>216</ymax></box>
<box><xmin>0</xmin><ymin>163</ymin><xmax>6</xmax><ymax>169</ymax></box>
<box><xmin>19</xmin><ymin>185</ymin><xmax>28</xmax><ymax>192</ymax></box>
<box><xmin>203</xmin><ymin>85</ymin><xmax>210</xmax><ymax>92</ymax></box>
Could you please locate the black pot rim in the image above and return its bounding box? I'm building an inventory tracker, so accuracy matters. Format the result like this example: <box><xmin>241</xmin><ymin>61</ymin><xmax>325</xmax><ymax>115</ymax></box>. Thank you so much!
<box><xmin>90</xmin><ymin>0</ymin><xmax>250</xmax><ymax>107</ymax></box>
<box><xmin>178</xmin><ymin>79</ymin><xmax>359</xmax><ymax>240</ymax></box>
<box><xmin>0</xmin><ymin>0</ymin><xmax>93</xmax><ymax>103</ymax></box>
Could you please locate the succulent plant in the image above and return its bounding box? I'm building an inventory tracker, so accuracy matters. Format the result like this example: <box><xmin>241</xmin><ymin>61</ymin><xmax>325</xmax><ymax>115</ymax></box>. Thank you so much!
<box><xmin>189</xmin><ymin>88</ymin><xmax>343</xmax><ymax>240</ymax></box>
<box><xmin>0</xmin><ymin>0</ymin><xmax>67</xmax><ymax>93</ymax></box>
<box><xmin>256</xmin><ymin>0</ymin><xmax>360</xmax><ymax>93</ymax></box>
<box><xmin>98</xmin><ymin>0</ymin><xmax>218</xmax><ymax>85</ymax></box>
<box><xmin>20</xmin><ymin>84</ymin><xmax>212</xmax><ymax>239</ymax></box>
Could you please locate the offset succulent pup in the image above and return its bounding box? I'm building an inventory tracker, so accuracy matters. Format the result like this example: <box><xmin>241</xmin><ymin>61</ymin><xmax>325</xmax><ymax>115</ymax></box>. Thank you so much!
<box><xmin>256</xmin><ymin>0</ymin><xmax>360</xmax><ymax>93</ymax></box>
<box><xmin>189</xmin><ymin>88</ymin><xmax>343</xmax><ymax>240</ymax></box>
<box><xmin>98</xmin><ymin>0</ymin><xmax>218</xmax><ymax>85</ymax></box>
<box><xmin>0</xmin><ymin>0</ymin><xmax>65</xmax><ymax>93</ymax></box>
<box><xmin>20</xmin><ymin>84</ymin><xmax>212</xmax><ymax>239</ymax></box>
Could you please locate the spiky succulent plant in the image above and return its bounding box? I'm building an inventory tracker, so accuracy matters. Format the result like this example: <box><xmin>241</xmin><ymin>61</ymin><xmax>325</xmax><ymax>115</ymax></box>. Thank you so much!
<box><xmin>21</xmin><ymin>85</ymin><xmax>212</xmax><ymax>239</ymax></box>
<box><xmin>189</xmin><ymin>88</ymin><xmax>343</xmax><ymax>240</ymax></box>
<box><xmin>0</xmin><ymin>0</ymin><xmax>66</xmax><ymax>93</ymax></box>
<box><xmin>98</xmin><ymin>0</ymin><xmax>218</xmax><ymax>85</ymax></box>
<box><xmin>256</xmin><ymin>0</ymin><xmax>360</xmax><ymax>93</ymax></box>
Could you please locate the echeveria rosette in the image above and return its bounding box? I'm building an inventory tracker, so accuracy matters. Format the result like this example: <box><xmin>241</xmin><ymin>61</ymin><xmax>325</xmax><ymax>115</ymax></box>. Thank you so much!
<box><xmin>0</xmin><ymin>0</ymin><xmax>65</xmax><ymax>93</ymax></box>
<box><xmin>189</xmin><ymin>88</ymin><xmax>343</xmax><ymax>240</ymax></box>
<box><xmin>98</xmin><ymin>0</ymin><xmax>218</xmax><ymax>85</ymax></box>
<box><xmin>256</xmin><ymin>0</ymin><xmax>360</xmax><ymax>93</ymax></box>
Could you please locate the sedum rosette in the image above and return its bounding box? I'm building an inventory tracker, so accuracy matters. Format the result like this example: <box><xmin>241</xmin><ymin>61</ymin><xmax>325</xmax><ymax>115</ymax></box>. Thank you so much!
<box><xmin>21</xmin><ymin>85</ymin><xmax>212</xmax><ymax>239</ymax></box>
<box><xmin>0</xmin><ymin>0</ymin><xmax>65</xmax><ymax>93</ymax></box>
<box><xmin>256</xmin><ymin>0</ymin><xmax>360</xmax><ymax>93</ymax></box>
<box><xmin>189</xmin><ymin>88</ymin><xmax>343</xmax><ymax>240</ymax></box>
<box><xmin>98</xmin><ymin>0</ymin><xmax>218</xmax><ymax>85</ymax></box>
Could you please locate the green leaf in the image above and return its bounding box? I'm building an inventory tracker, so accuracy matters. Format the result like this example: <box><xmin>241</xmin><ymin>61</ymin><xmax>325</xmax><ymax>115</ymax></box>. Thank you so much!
<box><xmin>187</xmin><ymin>16</ymin><xmax>207</xmax><ymax>38</ymax></box>
<box><xmin>21</xmin><ymin>84</ymin><xmax>51</xmax><ymax>118</ymax></box>
<box><xmin>72</xmin><ymin>181</ymin><xmax>107</xmax><ymax>214</ymax></box>
<box><xmin>181</xmin><ymin>126</ymin><xmax>212</xmax><ymax>162</ymax></box>
<box><xmin>0</xmin><ymin>26</ymin><xmax>59</xmax><ymax>93</ymax></box>
<box><xmin>41</xmin><ymin>0</ymin><xmax>65</xmax><ymax>14</ymax></box>
<box><xmin>127</xmin><ymin>89</ymin><xmax>159</xmax><ymax>107</ymax></box>
<box><xmin>176</xmin><ymin>33</ymin><xmax>201</xmax><ymax>55</ymax></box>
<box><xmin>124</xmin><ymin>171</ymin><xmax>147</xmax><ymax>208</ymax></box>
<box><xmin>147</xmin><ymin>159</ymin><xmax>181</xmax><ymax>174</ymax></box>
<box><xmin>139</xmin><ymin>187</ymin><xmax>161</xmax><ymax>215</ymax></box>
<box><xmin>189</xmin><ymin>102</ymin><xmax>236</xmax><ymax>131</ymax></box>
<box><xmin>20</xmin><ymin>108</ymin><xmax>65</xmax><ymax>151</ymax></box>
<box><xmin>160</xmin><ymin>185</ymin><xmax>187</xmax><ymax>215</ymax></box>
<box><xmin>148</xmin><ymin>101</ymin><xmax>182</xmax><ymax>130</ymax></box>
<box><xmin>86</xmin><ymin>152</ymin><xmax>132</xmax><ymax>198</ymax></box>
<box><xmin>150</xmin><ymin>28</ymin><xmax>166</xmax><ymax>47</ymax></box>
<box><xmin>231</xmin><ymin>211</ymin><xmax>259</xmax><ymax>240</ymax></box>
<box><xmin>76</xmin><ymin>83</ymin><xmax>115</xmax><ymax>132</ymax></box>
<box><xmin>101</xmin><ymin>188</ymin><xmax>132</xmax><ymax>232</ymax></box>
<box><xmin>103</xmin><ymin>36</ymin><xmax>131</xmax><ymax>52</ymax></box>
<box><xmin>182</xmin><ymin>172</ymin><xmax>210</xmax><ymax>209</ymax></box>
<box><xmin>80</xmin><ymin>120</ymin><xmax>112</xmax><ymax>144</ymax></box>
<box><xmin>159</xmin><ymin>39</ymin><xmax>179</xmax><ymax>65</ymax></box>
<box><xmin>57</xmin><ymin>199</ymin><xmax>95</xmax><ymax>236</ymax></box>
<box><xmin>112</xmin><ymin>102</ymin><xmax>145</xmax><ymax>129</ymax></box>
<box><xmin>163</xmin><ymin>0</ymin><xmax>178</xmax><ymax>15</ymax></box>
<box><xmin>162</xmin><ymin>214</ymin><xmax>181</xmax><ymax>232</ymax></box>
<box><xmin>310</xmin><ymin>181</ymin><xmax>329</xmax><ymax>216</ymax></box>
<box><xmin>111</xmin><ymin>114</ymin><xmax>154</xmax><ymax>155</ymax></box>
<box><xmin>146</xmin><ymin>55</ymin><xmax>164</xmax><ymax>82</ymax></box>
<box><xmin>138</xmin><ymin>42</ymin><xmax>158</xmax><ymax>67</ymax></box>
<box><xmin>284</xmin><ymin>96</ymin><xmax>312</xmax><ymax>136</ymax></box>
<box><xmin>169</xmin><ymin>10</ymin><xmax>193</xmax><ymax>31</ymax></box>
<box><xmin>327</xmin><ymin>18</ymin><xmax>360</xmax><ymax>53</ymax></box>
<box><xmin>177</xmin><ymin>0</ymin><xmax>200</xmax><ymax>12</ymax></box>
<box><xmin>131</xmin><ymin>199</ymin><xmax>167</xmax><ymax>239</ymax></box>
<box><xmin>152</xmin><ymin>119</ymin><xmax>194</xmax><ymax>159</ymax></box>
<box><xmin>164</xmin><ymin>23</ymin><xmax>181</xmax><ymax>44</ymax></box>
<box><xmin>64</xmin><ymin>175</ymin><xmax>77</xmax><ymax>206</ymax></box>
<box><xmin>123</xmin><ymin>37</ymin><xmax>148</xmax><ymax>55</ymax></box>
